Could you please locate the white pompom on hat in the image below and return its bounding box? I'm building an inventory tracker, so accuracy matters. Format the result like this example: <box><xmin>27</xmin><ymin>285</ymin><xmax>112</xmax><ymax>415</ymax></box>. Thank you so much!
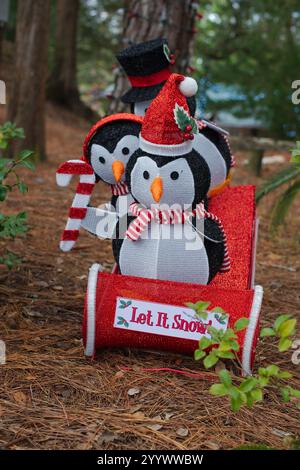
<box><xmin>179</xmin><ymin>76</ymin><xmax>198</xmax><ymax>97</ymax></box>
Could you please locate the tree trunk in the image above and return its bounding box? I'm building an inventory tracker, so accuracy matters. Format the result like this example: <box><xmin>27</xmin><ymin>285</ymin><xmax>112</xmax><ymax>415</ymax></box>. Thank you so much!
<box><xmin>0</xmin><ymin>0</ymin><xmax>10</xmax><ymax>65</ymax></box>
<box><xmin>47</xmin><ymin>0</ymin><xmax>97</xmax><ymax>120</ymax></box>
<box><xmin>8</xmin><ymin>0</ymin><xmax>50</xmax><ymax>161</ymax></box>
<box><xmin>0</xmin><ymin>24</ymin><xmax>4</xmax><ymax>65</ymax></box>
<box><xmin>109</xmin><ymin>0</ymin><xmax>198</xmax><ymax>113</ymax></box>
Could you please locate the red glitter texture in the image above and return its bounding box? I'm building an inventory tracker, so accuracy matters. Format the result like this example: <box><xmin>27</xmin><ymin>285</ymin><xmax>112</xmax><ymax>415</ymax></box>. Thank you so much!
<box><xmin>141</xmin><ymin>73</ymin><xmax>190</xmax><ymax>145</ymax></box>
<box><xmin>57</xmin><ymin>160</ymin><xmax>94</xmax><ymax>175</ymax></box>
<box><xmin>209</xmin><ymin>185</ymin><xmax>256</xmax><ymax>290</ymax></box>
<box><xmin>82</xmin><ymin>272</ymin><xmax>258</xmax><ymax>365</ymax></box>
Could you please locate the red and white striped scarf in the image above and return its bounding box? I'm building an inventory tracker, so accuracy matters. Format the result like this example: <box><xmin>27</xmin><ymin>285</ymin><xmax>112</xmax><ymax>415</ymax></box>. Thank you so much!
<box><xmin>126</xmin><ymin>202</ymin><xmax>230</xmax><ymax>274</ymax></box>
<box><xmin>110</xmin><ymin>181</ymin><xmax>129</xmax><ymax>196</ymax></box>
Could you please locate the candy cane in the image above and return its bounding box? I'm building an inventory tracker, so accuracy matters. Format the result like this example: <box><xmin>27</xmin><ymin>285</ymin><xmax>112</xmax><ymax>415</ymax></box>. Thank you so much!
<box><xmin>56</xmin><ymin>159</ymin><xmax>96</xmax><ymax>252</ymax></box>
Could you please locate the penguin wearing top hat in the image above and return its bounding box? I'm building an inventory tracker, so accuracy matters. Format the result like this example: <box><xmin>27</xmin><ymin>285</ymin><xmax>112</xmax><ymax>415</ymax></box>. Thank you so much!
<box><xmin>117</xmin><ymin>38</ymin><xmax>233</xmax><ymax>196</ymax></box>
<box><xmin>117</xmin><ymin>38</ymin><xmax>197</xmax><ymax>117</ymax></box>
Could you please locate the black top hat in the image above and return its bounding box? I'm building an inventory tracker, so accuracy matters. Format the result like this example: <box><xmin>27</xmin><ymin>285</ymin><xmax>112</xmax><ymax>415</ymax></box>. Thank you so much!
<box><xmin>117</xmin><ymin>38</ymin><xmax>172</xmax><ymax>103</ymax></box>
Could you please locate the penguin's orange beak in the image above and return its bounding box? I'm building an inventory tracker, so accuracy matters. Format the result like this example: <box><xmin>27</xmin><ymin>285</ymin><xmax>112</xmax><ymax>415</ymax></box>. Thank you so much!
<box><xmin>150</xmin><ymin>176</ymin><xmax>163</xmax><ymax>203</ymax></box>
<box><xmin>112</xmin><ymin>160</ymin><xmax>125</xmax><ymax>183</ymax></box>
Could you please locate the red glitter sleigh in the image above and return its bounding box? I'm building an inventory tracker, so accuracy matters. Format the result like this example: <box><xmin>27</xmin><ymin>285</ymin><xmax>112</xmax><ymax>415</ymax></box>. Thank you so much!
<box><xmin>82</xmin><ymin>185</ymin><xmax>263</xmax><ymax>375</ymax></box>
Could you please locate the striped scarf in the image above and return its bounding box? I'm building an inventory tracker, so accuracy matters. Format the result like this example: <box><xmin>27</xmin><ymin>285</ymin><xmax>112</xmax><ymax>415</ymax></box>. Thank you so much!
<box><xmin>111</xmin><ymin>181</ymin><xmax>129</xmax><ymax>196</ymax></box>
<box><xmin>126</xmin><ymin>202</ymin><xmax>230</xmax><ymax>274</ymax></box>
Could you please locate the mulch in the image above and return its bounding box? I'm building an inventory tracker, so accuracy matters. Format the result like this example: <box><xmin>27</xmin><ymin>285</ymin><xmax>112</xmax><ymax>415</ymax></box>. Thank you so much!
<box><xmin>0</xmin><ymin>104</ymin><xmax>299</xmax><ymax>450</ymax></box>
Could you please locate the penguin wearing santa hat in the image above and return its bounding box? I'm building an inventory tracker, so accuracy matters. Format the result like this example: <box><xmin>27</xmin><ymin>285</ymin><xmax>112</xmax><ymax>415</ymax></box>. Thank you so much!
<box><xmin>113</xmin><ymin>74</ymin><xmax>230</xmax><ymax>285</ymax></box>
<box><xmin>116</xmin><ymin>38</ymin><xmax>233</xmax><ymax>197</ymax></box>
<box><xmin>80</xmin><ymin>113</ymin><xmax>143</xmax><ymax>236</ymax></box>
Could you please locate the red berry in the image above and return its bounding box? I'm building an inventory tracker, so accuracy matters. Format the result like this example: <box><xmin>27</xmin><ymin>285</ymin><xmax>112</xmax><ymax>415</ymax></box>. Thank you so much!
<box><xmin>186</xmin><ymin>125</ymin><xmax>192</xmax><ymax>132</ymax></box>
<box><xmin>183</xmin><ymin>133</ymin><xmax>190</xmax><ymax>140</ymax></box>
<box><xmin>170</xmin><ymin>54</ymin><xmax>175</xmax><ymax>59</ymax></box>
<box><xmin>170</xmin><ymin>59</ymin><xmax>175</xmax><ymax>65</ymax></box>
<box><xmin>189</xmin><ymin>134</ymin><xmax>194</xmax><ymax>140</ymax></box>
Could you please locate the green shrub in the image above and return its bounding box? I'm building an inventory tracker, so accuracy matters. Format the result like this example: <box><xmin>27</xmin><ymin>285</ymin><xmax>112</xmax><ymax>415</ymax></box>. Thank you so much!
<box><xmin>0</xmin><ymin>122</ymin><xmax>35</xmax><ymax>268</ymax></box>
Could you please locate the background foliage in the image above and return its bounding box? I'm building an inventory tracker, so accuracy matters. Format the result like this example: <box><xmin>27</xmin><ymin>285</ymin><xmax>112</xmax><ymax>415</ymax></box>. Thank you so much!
<box><xmin>194</xmin><ymin>0</ymin><xmax>300</xmax><ymax>138</ymax></box>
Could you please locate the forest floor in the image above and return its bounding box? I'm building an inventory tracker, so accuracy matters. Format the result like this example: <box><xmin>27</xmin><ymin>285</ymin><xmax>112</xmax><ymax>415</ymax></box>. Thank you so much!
<box><xmin>0</xmin><ymin>104</ymin><xmax>300</xmax><ymax>450</ymax></box>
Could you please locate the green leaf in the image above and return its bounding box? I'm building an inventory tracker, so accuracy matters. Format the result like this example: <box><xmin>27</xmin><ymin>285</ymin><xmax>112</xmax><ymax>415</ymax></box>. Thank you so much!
<box><xmin>230</xmin><ymin>392</ymin><xmax>243</xmax><ymax>412</ymax></box>
<box><xmin>266</xmin><ymin>364</ymin><xmax>279</xmax><ymax>376</ymax></box>
<box><xmin>239</xmin><ymin>377</ymin><xmax>257</xmax><ymax>393</ymax></box>
<box><xmin>246</xmin><ymin>394</ymin><xmax>254</xmax><ymax>408</ymax></box>
<box><xmin>218</xmin><ymin>340</ymin><xmax>232</xmax><ymax>352</ymax></box>
<box><xmin>19</xmin><ymin>149</ymin><xmax>34</xmax><ymax>160</ymax></box>
<box><xmin>194</xmin><ymin>349</ymin><xmax>206</xmax><ymax>361</ymax></box>
<box><xmin>251</xmin><ymin>388</ymin><xmax>263</xmax><ymax>402</ymax></box>
<box><xmin>278</xmin><ymin>337</ymin><xmax>293</xmax><ymax>352</ymax></box>
<box><xmin>278</xmin><ymin>319</ymin><xmax>296</xmax><ymax>338</ymax></box>
<box><xmin>211</xmin><ymin>307</ymin><xmax>225</xmax><ymax>314</ymax></box>
<box><xmin>198</xmin><ymin>336</ymin><xmax>211</xmax><ymax>350</ymax></box>
<box><xmin>277</xmin><ymin>371</ymin><xmax>293</xmax><ymax>380</ymax></box>
<box><xmin>216</xmin><ymin>350</ymin><xmax>235</xmax><ymax>359</ymax></box>
<box><xmin>209</xmin><ymin>383</ymin><xmax>227</xmax><ymax>396</ymax></box>
<box><xmin>258</xmin><ymin>376</ymin><xmax>269</xmax><ymax>387</ymax></box>
<box><xmin>270</xmin><ymin>180</ymin><xmax>300</xmax><ymax>232</ymax></box>
<box><xmin>195</xmin><ymin>301</ymin><xmax>211</xmax><ymax>311</ymax></box>
<box><xmin>223</xmin><ymin>328</ymin><xmax>237</xmax><ymax>341</ymax></box>
<box><xmin>0</xmin><ymin>251</ymin><xmax>21</xmax><ymax>269</ymax></box>
<box><xmin>274</xmin><ymin>314</ymin><xmax>291</xmax><ymax>331</ymax></box>
<box><xmin>234</xmin><ymin>317</ymin><xmax>249</xmax><ymax>332</ymax></box>
<box><xmin>219</xmin><ymin>369</ymin><xmax>232</xmax><ymax>387</ymax></box>
<box><xmin>280</xmin><ymin>387</ymin><xmax>290</xmax><ymax>402</ymax></box>
<box><xmin>18</xmin><ymin>182</ymin><xmax>27</xmax><ymax>194</ymax></box>
<box><xmin>174</xmin><ymin>104</ymin><xmax>192</xmax><ymax>130</ymax></box>
<box><xmin>256</xmin><ymin>165</ymin><xmax>300</xmax><ymax>204</ymax></box>
<box><xmin>0</xmin><ymin>186</ymin><xmax>7</xmax><ymax>201</ymax></box>
<box><xmin>288</xmin><ymin>387</ymin><xmax>300</xmax><ymax>398</ymax></box>
<box><xmin>21</xmin><ymin>159</ymin><xmax>35</xmax><ymax>170</ymax></box>
<box><xmin>203</xmin><ymin>351</ymin><xmax>219</xmax><ymax>369</ymax></box>
<box><xmin>260</xmin><ymin>327</ymin><xmax>276</xmax><ymax>337</ymax></box>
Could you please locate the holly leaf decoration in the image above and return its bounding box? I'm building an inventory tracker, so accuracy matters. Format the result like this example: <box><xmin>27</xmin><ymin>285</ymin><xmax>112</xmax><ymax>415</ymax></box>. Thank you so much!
<box><xmin>118</xmin><ymin>299</ymin><xmax>131</xmax><ymax>309</ymax></box>
<box><xmin>174</xmin><ymin>103</ymin><xmax>198</xmax><ymax>135</ymax></box>
<box><xmin>117</xmin><ymin>316</ymin><xmax>129</xmax><ymax>328</ymax></box>
<box><xmin>215</xmin><ymin>314</ymin><xmax>228</xmax><ymax>325</ymax></box>
<box><xmin>163</xmin><ymin>43</ymin><xmax>171</xmax><ymax>62</ymax></box>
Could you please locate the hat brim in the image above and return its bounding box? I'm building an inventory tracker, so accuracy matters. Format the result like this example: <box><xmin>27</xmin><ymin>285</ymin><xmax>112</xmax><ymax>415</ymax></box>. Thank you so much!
<box><xmin>121</xmin><ymin>82</ymin><xmax>166</xmax><ymax>103</ymax></box>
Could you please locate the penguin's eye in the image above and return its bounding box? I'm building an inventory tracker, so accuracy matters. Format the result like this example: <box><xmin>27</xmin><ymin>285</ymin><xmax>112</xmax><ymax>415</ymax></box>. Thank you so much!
<box><xmin>99</xmin><ymin>156</ymin><xmax>106</xmax><ymax>164</ymax></box>
<box><xmin>122</xmin><ymin>147</ymin><xmax>130</xmax><ymax>155</ymax></box>
<box><xmin>170</xmin><ymin>171</ymin><xmax>179</xmax><ymax>180</ymax></box>
<box><xmin>143</xmin><ymin>170</ymin><xmax>150</xmax><ymax>180</ymax></box>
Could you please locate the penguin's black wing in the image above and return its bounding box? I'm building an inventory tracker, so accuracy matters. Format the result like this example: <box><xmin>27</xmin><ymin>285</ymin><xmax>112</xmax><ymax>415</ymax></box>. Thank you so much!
<box><xmin>112</xmin><ymin>214</ymin><xmax>136</xmax><ymax>267</ymax></box>
<box><xmin>200</xmin><ymin>126</ymin><xmax>232</xmax><ymax>174</ymax></box>
<box><xmin>110</xmin><ymin>195</ymin><xmax>118</xmax><ymax>209</ymax></box>
<box><xmin>192</xmin><ymin>215</ymin><xmax>225</xmax><ymax>283</ymax></box>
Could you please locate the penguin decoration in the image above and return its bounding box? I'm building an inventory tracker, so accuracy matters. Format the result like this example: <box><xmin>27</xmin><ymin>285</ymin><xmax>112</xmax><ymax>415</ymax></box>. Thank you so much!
<box><xmin>116</xmin><ymin>38</ymin><xmax>234</xmax><ymax>200</ymax></box>
<box><xmin>113</xmin><ymin>74</ymin><xmax>230</xmax><ymax>285</ymax></box>
<box><xmin>80</xmin><ymin>114</ymin><xmax>143</xmax><ymax>236</ymax></box>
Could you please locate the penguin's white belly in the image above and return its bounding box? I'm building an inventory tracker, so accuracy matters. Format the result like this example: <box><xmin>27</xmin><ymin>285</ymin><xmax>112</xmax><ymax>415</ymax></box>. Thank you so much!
<box><xmin>119</xmin><ymin>223</ymin><xmax>210</xmax><ymax>285</ymax></box>
<box><xmin>193</xmin><ymin>134</ymin><xmax>227</xmax><ymax>189</ymax></box>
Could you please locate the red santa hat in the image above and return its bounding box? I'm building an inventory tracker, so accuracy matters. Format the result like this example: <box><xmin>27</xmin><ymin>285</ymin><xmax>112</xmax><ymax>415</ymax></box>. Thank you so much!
<box><xmin>140</xmin><ymin>73</ymin><xmax>198</xmax><ymax>157</ymax></box>
<box><xmin>82</xmin><ymin>113</ymin><xmax>143</xmax><ymax>162</ymax></box>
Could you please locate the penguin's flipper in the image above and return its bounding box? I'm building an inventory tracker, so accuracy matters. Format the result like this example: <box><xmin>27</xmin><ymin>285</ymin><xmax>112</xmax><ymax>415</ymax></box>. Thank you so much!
<box><xmin>112</xmin><ymin>215</ymin><xmax>136</xmax><ymax>268</ymax></box>
<box><xmin>192</xmin><ymin>216</ymin><xmax>225</xmax><ymax>283</ymax></box>
<box><xmin>81</xmin><ymin>205</ymin><xmax>119</xmax><ymax>239</ymax></box>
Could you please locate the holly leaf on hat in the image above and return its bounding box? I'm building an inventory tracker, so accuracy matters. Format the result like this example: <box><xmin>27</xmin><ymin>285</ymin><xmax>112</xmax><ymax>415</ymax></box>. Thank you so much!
<box><xmin>174</xmin><ymin>103</ymin><xmax>198</xmax><ymax>135</ymax></box>
<box><xmin>163</xmin><ymin>43</ymin><xmax>171</xmax><ymax>62</ymax></box>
